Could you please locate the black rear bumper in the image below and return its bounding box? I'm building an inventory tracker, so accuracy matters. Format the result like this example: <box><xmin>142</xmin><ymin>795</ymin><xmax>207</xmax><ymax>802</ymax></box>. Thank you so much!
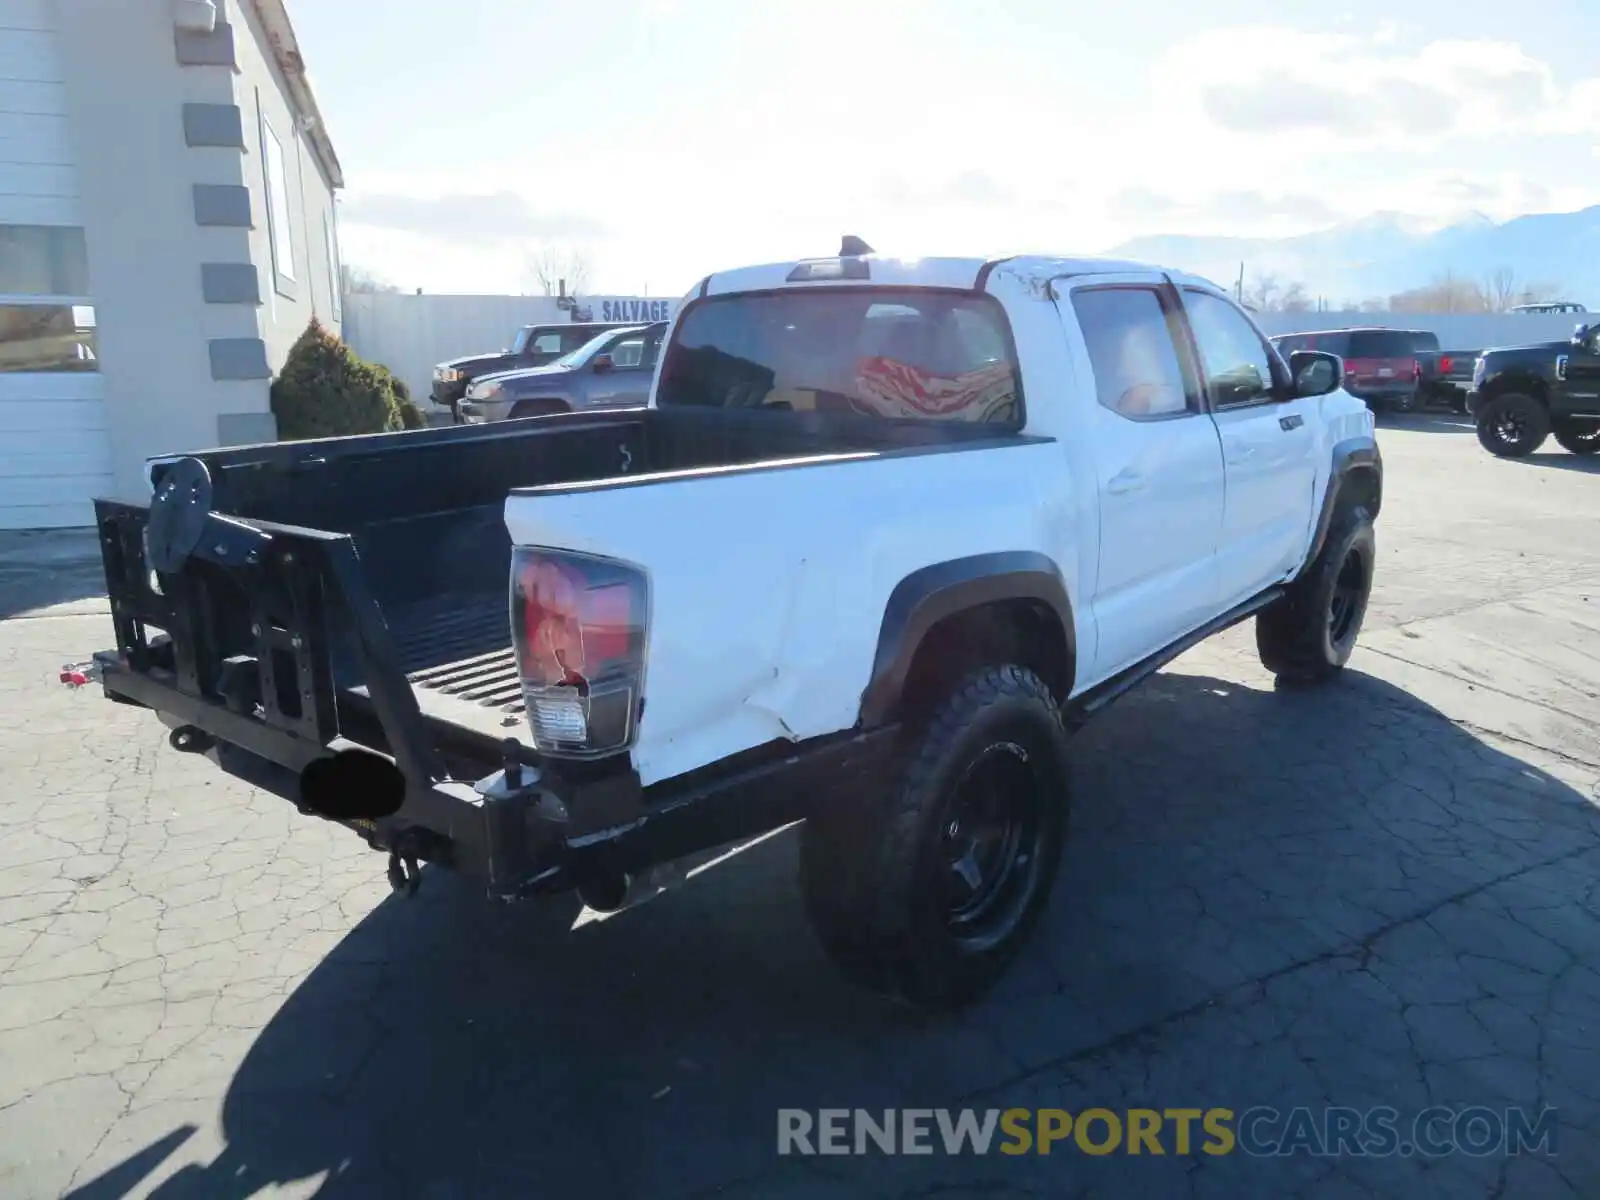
<box><xmin>92</xmin><ymin>493</ymin><xmax>897</xmax><ymax>901</ymax></box>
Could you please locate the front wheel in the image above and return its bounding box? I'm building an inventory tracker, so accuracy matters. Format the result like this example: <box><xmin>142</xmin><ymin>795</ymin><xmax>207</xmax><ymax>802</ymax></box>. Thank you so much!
<box><xmin>1553</xmin><ymin>419</ymin><xmax>1600</xmax><ymax>456</ymax></box>
<box><xmin>1257</xmin><ymin>511</ymin><xmax>1376</xmax><ymax>684</ymax></box>
<box><xmin>1476</xmin><ymin>393</ymin><xmax>1550</xmax><ymax>457</ymax></box>
<box><xmin>799</xmin><ymin>665</ymin><xmax>1071</xmax><ymax>1010</ymax></box>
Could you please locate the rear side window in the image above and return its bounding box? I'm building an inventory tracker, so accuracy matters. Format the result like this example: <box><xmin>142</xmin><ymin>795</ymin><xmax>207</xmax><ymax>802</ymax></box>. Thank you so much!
<box><xmin>657</xmin><ymin>289</ymin><xmax>1021</xmax><ymax>424</ymax></box>
<box><xmin>1347</xmin><ymin>330</ymin><xmax>1420</xmax><ymax>358</ymax></box>
<box><xmin>1071</xmin><ymin>288</ymin><xmax>1192</xmax><ymax>419</ymax></box>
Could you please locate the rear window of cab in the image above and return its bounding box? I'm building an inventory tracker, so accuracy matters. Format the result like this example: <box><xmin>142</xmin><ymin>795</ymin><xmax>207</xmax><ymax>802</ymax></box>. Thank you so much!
<box><xmin>656</xmin><ymin>289</ymin><xmax>1022</xmax><ymax>425</ymax></box>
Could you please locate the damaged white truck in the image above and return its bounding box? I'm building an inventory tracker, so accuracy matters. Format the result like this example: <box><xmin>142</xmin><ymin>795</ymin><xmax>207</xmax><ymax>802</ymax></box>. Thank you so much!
<box><xmin>81</xmin><ymin>244</ymin><xmax>1381</xmax><ymax>1009</ymax></box>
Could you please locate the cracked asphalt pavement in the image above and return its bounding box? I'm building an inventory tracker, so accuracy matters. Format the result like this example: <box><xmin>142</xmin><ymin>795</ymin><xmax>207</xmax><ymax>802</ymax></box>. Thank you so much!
<box><xmin>3</xmin><ymin>414</ymin><xmax>1599</xmax><ymax>1198</ymax></box>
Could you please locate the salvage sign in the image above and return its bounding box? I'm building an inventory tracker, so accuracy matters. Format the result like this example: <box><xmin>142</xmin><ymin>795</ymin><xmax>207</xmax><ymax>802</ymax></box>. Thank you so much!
<box><xmin>590</xmin><ymin>298</ymin><xmax>676</xmax><ymax>323</ymax></box>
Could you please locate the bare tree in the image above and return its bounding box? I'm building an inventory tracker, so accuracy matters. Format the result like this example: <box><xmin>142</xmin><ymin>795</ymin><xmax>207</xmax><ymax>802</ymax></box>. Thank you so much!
<box><xmin>1241</xmin><ymin>273</ymin><xmax>1314</xmax><ymax>313</ymax></box>
<box><xmin>526</xmin><ymin>244</ymin><xmax>594</xmax><ymax>298</ymax></box>
<box><xmin>1516</xmin><ymin>279</ymin><xmax>1565</xmax><ymax>307</ymax></box>
<box><xmin>1389</xmin><ymin>271</ymin><xmax>1489</xmax><ymax>314</ymax></box>
<box><xmin>1278</xmin><ymin>281</ymin><xmax>1312</xmax><ymax>313</ymax></box>
<box><xmin>340</xmin><ymin>264</ymin><xmax>401</xmax><ymax>295</ymax></box>
<box><xmin>1242</xmin><ymin>273</ymin><xmax>1283</xmax><ymax>312</ymax></box>
<box><xmin>1479</xmin><ymin>267</ymin><xmax>1521</xmax><ymax>313</ymax></box>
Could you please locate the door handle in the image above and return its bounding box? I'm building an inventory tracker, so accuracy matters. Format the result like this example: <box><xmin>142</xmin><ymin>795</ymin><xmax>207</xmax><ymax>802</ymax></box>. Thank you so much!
<box><xmin>1106</xmin><ymin>469</ymin><xmax>1145</xmax><ymax>495</ymax></box>
<box><xmin>1226</xmin><ymin>446</ymin><xmax>1256</xmax><ymax>464</ymax></box>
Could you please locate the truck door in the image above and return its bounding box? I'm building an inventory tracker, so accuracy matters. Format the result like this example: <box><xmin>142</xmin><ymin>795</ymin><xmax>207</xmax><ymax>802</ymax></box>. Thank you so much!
<box><xmin>1559</xmin><ymin>327</ymin><xmax>1600</xmax><ymax>416</ymax></box>
<box><xmin>1054</xmin><ymin>276</ymin><xmax>1226</xmax><ymax>682</ymax></box>
<box><xmin>1177</xmin><ymin>288</ymin><xmax>1319</xmax><ymax>610</ymax></box>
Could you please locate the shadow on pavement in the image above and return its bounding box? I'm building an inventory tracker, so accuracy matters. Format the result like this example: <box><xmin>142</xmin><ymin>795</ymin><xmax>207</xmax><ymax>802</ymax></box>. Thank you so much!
<box><xmin>1514</xmin><ymin>451</ymin><xmax>1600</xmax><ymax>474</ymax></box>
<box><xmin>1374</xmin><ymin>412</ymin><xmax>1473</xmax><ymax>434</ymax></box>
<box><xmin>72</xmin><ymin>668</ymin><xmax>1600</xmax><ymax>1199</ymax></box>
<box><xmin>0</xmin><ymin>528</ymin><xmax>108</xmax><ymax>620</ymax></box>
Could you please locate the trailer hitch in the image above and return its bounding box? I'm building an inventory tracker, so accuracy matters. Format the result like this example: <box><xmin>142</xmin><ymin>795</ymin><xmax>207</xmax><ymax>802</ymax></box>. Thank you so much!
<box><xmin>387</xmin><ymin>847</ymin><xmax>421</xmax><ymax>897</ymax></box>
<box><xmin>385</xmin><ymin>829</ymin><xmax>424</xmax><ymax>897</ymax></box>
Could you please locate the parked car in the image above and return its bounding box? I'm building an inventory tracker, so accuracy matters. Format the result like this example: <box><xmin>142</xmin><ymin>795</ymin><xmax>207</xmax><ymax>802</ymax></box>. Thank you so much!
<box><xmin>429</xmin><ymin>321</ymin><xmax>635</xmax><ymax>415</ymax></box>
<box><xmin>79</xmin><ymin>246</ymin><xmax>1381</xmax><ymax>1009</ymax></box>
<box><xmin>1511</xmin><ymin>302</ymin><xmax>1587</xmax><ymax>315</ymax></box>
<box><xmin>1271</xmin><ymin>327</ymin><xmax>1477</xmax><ymax>412</ymax></box>
<box><xmin>458</xmin><ymin>324</ymin><xmax>666</xmax><ymax>422</ymax></box>
<box><xmin>1468</xmin><ymin>322</ymin><xmax>1600</xmax><ymax>457</ymax></box>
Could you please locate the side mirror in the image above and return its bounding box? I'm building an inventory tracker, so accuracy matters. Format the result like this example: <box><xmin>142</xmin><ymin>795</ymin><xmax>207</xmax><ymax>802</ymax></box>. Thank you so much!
<box><xmin>1289</xmin><ymin>350</ymin><xmax>1342</xmax><ymax>398</ymax></box>
<box><xmin>591</xmin><ymin>354</ymin><xmax>615</xmax><ymax>374</ymax></box>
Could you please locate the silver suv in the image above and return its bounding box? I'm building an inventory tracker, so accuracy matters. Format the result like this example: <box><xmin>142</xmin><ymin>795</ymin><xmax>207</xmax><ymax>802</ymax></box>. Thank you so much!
<box><xmin>458</xmin><ymin>323</ymin><xmax>666</xmax><ymax>422</ymax></box>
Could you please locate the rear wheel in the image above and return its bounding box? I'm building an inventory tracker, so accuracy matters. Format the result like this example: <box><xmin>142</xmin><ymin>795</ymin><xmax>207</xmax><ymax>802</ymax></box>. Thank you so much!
<box><xmin>799</xmin><ymin>665</ymin><xmax>1070</xmax><ymax>1010</ymax></box>
<box><xmin>1553</xmin><ymin>418</ymin><xmax>1600</xmax><ymax>456</ymax></box>
<box><xmin>1476</xmin><ymin>393</ymin><xmax>1550</xmax><ymax>457</ymax></box>
<box><xmin>1256</xmin><ymin>510</ymin><xmax>1375</xmax><ymax>684</ymax></box>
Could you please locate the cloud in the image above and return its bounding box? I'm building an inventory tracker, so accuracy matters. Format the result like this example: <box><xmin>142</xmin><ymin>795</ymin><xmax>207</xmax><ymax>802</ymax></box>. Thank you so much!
<box><xmin>1111</xmin><ymin>187</ymin><xmax>1338</xmax><ymax>227</ymax></box>
<box><xmin>340</xmin><ymin>191</ymin><xmax>607</xmax><ymax>245</ymax></box>
<box><xmin>877</xmin><ymin>170</ymin><xmax>1015</xmax><ymax>208</ymax></box>
<box><xmin>1166</xmin><ymin>30</ymin><xmax>1586</xmax><ymax>146</ymax></box>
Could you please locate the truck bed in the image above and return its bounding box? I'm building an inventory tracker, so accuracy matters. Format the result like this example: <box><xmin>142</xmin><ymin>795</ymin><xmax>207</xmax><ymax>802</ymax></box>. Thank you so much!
<box><xmin>120</xmin><ymin>407</ymin><xmax>1016</xmax><ymax>770</ymax></box>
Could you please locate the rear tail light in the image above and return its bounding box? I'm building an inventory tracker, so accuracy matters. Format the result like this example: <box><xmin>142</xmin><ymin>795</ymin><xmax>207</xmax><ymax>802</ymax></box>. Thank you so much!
<box><xmin>1439</xmin><ymin>355</ymin><xmax>1453</xmax><ymax>374</ymax></box>
<box><xmin>1412</xmin><ymin>359</ymin><xmax>1421</xmax><ymax>381</ymax></box>
<box><xmin>510</xmin><ymin>547</ymin><xmax>649</xmax><ymax>758</ymax></box>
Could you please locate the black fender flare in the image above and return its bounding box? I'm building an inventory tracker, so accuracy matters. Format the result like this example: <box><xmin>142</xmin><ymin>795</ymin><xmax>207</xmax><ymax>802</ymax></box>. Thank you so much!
<box><xmin>1478</xmin><ymin>368</ymin><xmax>1550</xmax><ymax>405</ymax></box>
<box><xmin>1302</xmin><ymin>436</ymin><xmax>1382</xmax><ymax>575</ymax></box>
<box><xmin>858</xmin><ymin>551</ymin><xmax>1075</xmax><ymax>726</ymax></box>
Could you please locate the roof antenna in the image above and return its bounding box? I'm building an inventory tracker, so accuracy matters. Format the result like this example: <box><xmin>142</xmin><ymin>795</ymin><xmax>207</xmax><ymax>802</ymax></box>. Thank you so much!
<box><xmin>839</xmin><ymin>235</ymin><xmax>874</xmax><ymax>257</ymax></box>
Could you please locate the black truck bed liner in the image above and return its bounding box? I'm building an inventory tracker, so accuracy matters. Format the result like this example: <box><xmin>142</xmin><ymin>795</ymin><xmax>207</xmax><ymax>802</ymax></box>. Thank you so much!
<box><xmin>113</xmin><ymin>406</ymin><xmax>1021</xmax><ymax>771</ymax></box>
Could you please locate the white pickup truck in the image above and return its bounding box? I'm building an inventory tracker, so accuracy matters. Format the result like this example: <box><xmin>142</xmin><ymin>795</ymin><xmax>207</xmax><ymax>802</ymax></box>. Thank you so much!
<box><xmin>84</xmin><ymin>244</ymin><xmax>1381</xmax><ymax>1010</ymax></box>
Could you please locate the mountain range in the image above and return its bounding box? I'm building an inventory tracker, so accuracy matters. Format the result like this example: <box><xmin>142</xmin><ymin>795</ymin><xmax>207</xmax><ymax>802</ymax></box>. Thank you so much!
<box><xmin>1108</xmin><ymin>206</ymin><xmax>1600</xmax><ymax>307</ymax></box>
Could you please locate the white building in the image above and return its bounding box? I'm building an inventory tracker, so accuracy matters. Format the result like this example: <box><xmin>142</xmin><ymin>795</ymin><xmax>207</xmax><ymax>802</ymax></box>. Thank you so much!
<box><xmin>0</xmin><ymin>0</ymin><xmax>342</xmax><ymax>528</ymax></box>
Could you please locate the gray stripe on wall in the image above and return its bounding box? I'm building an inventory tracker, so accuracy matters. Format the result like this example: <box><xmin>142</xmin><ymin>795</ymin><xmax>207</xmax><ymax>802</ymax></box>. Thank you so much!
<box><xmin>201</xmin><ymin>262</ymin><xmax>260</xmax><ymax>304</ymax></box>
<box><xmin>209</xmin><ymin>338</ymin><xmax>271</xmax><ymax>380</ymax></box>
<box><xmin>217</xmin><ymin>411</ymin><xmax>278</xmax><ymax>445</ymax></box>
<box><xmin>182</xmin><ymin>103</ymin><xmax>245</xmax><ymax>148</ymax></box>
<box><xmin>192</xmin><ymin>183</ymin><xmax>252</xmax><ymax>227</ymax></box>
<box><xmin>175</xmin><ymin>21</ymin><xmax>237</xmax><ymax>67</ymax></box>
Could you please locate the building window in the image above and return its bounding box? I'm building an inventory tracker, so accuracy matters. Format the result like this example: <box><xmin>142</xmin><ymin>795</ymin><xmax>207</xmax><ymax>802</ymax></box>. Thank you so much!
<box><xmin>261</xmin><ymin>117</ymin><xmax>296</xmax><ymax>286</ymax></box>
<box><xmin>0</xmin><ymin>226</ymin><xmax>90</xmax><ymax>296</ymax></box>
<box><xmin>0</xmin><ymin>226</ymin><xmax>95</xmax><ymax>372</ymax></box>
<box><xmin>0</xmin><ymin>304</ymin><xmax>96</xmax><ymax>373</ymax></box>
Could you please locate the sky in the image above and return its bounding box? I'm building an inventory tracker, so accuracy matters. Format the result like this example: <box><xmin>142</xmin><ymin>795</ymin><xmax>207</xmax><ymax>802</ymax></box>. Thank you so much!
<box><xmin>291</xmin><ymin>0</ymin><xmax>1600</xmax><ymax>298</ymax></box>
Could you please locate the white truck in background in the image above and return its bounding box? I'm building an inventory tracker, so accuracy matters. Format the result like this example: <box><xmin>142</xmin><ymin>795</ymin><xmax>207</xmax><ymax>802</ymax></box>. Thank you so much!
<box><xmin>86</xmin><ymin>242</ymin><xmax>1381</xmax><ymax>1011</ymax></box>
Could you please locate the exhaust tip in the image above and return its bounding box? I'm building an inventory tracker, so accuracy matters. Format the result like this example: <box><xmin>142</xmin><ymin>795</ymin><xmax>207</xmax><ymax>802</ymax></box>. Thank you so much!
<box><xmin>298</xmin><ymin>750</ymin><xmax>405</xmax><ymax>821</ymax></box>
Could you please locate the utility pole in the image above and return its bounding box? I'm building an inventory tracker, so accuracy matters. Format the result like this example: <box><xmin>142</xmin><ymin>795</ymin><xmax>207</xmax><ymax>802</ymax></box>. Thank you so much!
<box><xmin>1235</xmin><ymin>262</ymin><xmax>1245</xmax><ymax>305</ymax></box>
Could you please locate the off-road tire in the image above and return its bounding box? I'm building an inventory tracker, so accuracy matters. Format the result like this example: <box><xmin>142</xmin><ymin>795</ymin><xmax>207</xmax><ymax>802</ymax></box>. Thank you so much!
<box><xmin>1476</xmin><ymin>393</ymin><xmax>1550</xmax><ymax>458</ymax></box>
<box><xmin>509</xmin><ymin>399</ymin><xmax>569</xmax><ymax>419</ymax></box>
<box><xmin>1256</xmin><ymin>509</ymin><xmax>1376</xmax><ymax>684</ymax></box>
<box><xmin>799</xmin><ymin>665</ymin><xmax>1071</xmax><ymax>1010</ymax></box>
<box><xmin>1553</xmin><ymin>418</ymin><xmax>1600</xmax><ymax>456</ymax></box>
